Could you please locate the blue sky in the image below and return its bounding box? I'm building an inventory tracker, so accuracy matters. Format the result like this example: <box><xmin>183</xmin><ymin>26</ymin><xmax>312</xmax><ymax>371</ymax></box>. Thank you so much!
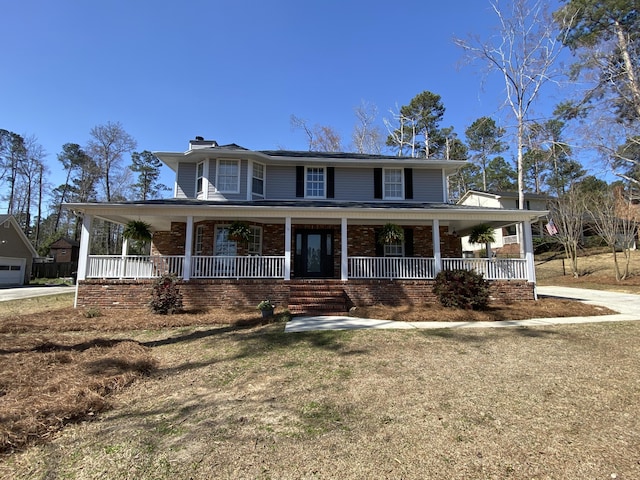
<box><xmin>2</xmin><ymin>0</ymin><xmax>578</xmax><ymax>205</ymax></box>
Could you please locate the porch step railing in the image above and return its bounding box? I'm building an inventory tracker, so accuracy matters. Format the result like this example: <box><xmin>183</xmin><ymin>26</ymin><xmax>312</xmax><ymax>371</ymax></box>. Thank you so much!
<box><xmin>191</xmin><ymin>255</ymin><xmax>285</xmax><ymax>278</ymax></box>
<box><xmin>348</xmin><ymin>256</ymin><xmax>436</xmax><ymax>279</ymax></box>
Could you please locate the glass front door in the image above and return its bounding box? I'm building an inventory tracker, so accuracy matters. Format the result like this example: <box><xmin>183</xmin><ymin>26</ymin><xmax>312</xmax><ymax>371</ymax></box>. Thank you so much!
<box><xmin>294</xmin><ymin>230</ymin><xmax>334</xmax><ymax>278</ymax></box>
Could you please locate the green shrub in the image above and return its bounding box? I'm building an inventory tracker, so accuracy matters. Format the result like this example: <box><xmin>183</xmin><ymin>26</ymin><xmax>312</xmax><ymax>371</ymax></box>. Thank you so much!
<box><xmin>149</xmin><ymin>274</ymin><xmax>183</xmax><ymax>315</ymax></box>
<box><xmin>432</xmin><ymin>269</ymin><xmax>490</xmax><ymax>310</ymax></box>
<box><xmin>83</xmin><ymin>307</ymin><xmax>102</xmax><ymax>318</ymax></box>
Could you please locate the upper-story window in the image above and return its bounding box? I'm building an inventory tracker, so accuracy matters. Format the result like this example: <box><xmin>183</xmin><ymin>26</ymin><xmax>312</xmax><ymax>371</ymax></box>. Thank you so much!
<box><xmin>196</xmin><ymin>161</ymin><xmax>204</xmax><ymax>194</ymax></box>
<box><xmin>217</xmin><ymin>159</ymin><xmax>240</xmax><ymax>193</ymax></box>
<box><xmin>252</xmin><ymin>162</ymin><xmax>265</xmax><ymax>197</ymax></box>
<box><xmin>384</xmin><ymin>168</ymin><xmax>403</xmax><ymax>199</ymax></box>
<box><xmin>306</xmin><ymin>167</ymin><xmax>325</xmax><ymax>198</ymax></box>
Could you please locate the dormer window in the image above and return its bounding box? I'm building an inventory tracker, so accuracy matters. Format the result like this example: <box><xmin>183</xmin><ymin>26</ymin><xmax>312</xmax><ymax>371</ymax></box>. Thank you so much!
<box><xmin>217</xmin><ymin>159</ymin><xmax>240</xmax><ymax>193</ymax></box>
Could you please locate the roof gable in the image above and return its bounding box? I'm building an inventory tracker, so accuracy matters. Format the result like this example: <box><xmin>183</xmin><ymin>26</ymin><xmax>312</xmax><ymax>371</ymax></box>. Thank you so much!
<box><xmin>0</xmin><ymin>215</ymin><xmax>39</xmax><ymax>258</ymax></box>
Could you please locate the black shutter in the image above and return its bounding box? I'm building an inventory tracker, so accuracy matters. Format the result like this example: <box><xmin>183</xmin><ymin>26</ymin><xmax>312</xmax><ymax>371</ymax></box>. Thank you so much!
<box><xmin>374</xmin><ymin>228</ymin><xmax>384</xmax><ymax>257</ymax></box>
<box><xmin>404</xmin><ymin>228</ymin><xmax>414</xmax><ymax>257</ymax></box>
<box><xmin>327</xmin><ymin>167</ymin><xmax>335</xmax><ymax>198</ymax></box>
<box><xmin>374</xmin><ymin>168</ymin><xmax>383</xmax><ymax>199</ymax></box>
<box><xmin>404</xmin><ymin>168</ymin><xmax>413</xmax><ymax>199</ymax></box>
<box><xmin>296</xmin><ymin>166</ymin><xmax>304</xmax><ymax>198</ymax></box>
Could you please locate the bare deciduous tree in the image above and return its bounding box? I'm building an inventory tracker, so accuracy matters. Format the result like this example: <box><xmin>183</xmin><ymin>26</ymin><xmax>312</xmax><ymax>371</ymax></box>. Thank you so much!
<box><xmin>548</xmin><ymin>187</ymin><xmax>586</xmax><ymax>277</ymax></box>
<box><xmin>87</xmin><ymin>121</ymin><xmax>137</xmax><ymax>202</ymax></box>
<box><xmin>456</xmin><ymin>0</ymin><xmax>572</xmax><ymax>209</ymax></box>
<box><xmin>290</xmin><ymin>115</ymin><xmax>343</xmax><ymax>152</ymax></box>
<box><xmin>352</xmin><ymin>100</ymin><xmax>382</xmax><ymax>154</ymax></box>
<box><xmin>585</xmin><ymin>186</ymin><xmax>639</xmax><ymax>281</ymax></box>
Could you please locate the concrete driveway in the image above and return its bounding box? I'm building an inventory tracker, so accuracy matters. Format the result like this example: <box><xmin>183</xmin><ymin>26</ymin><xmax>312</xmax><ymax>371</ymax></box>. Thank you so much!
<box><xmin>0</xmin><ymin>285</ymin><xmax>74</xmax><ymax>302</ymax></box>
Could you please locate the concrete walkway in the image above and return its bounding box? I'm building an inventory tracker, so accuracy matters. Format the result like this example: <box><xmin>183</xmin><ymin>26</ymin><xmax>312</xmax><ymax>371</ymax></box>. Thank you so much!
<box><xmin>284</xmin><ymin>286</ymin><xmax>640</xmax><ymax>333</ymax></box>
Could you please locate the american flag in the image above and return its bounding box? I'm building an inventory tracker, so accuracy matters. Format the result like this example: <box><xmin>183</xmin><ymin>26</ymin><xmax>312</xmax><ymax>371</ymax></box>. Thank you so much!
<box><xmin>545</xmin><ymin>218</ymin><xmax>558</xmax><ymax>235</ymax></box>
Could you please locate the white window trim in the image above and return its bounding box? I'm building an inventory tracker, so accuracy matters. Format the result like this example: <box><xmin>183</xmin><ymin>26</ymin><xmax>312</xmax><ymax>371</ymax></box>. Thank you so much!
<box><xmin>251</xmin><ymin>161</ymin><xmax>265</xmax><ymax>198</ymax></box>
<box><xmin>383</xmin><ymin>167</ymin><xmax>404</xmax><ymax>200</ymax></box>
<box><xmin>216</xmin><ymin>159</ymin><xmax>241</xmax><ymax>194</ymax></box>
<box><xmin>247</xmin><ymin>225</ymin><xmax>263</xmax><ymax>255</ymax></box>
<box><xmin>305</xmin><ymin>166</ymin><xmax>326</xmax><ymax>199</ymax></box>
<box><xmin>196</xmin><ymin>161</ymin><xmax>205</xmax><ymax>196</ymax></box>
<box><xmin>194</xmin><ymin>224</ymin><xmax>204</xmax><ymax>256</ymax></box>
<box><xmin>383</xmin><ymin>241</ymin><xmax>405</xmax><ymax>257</ymax></box>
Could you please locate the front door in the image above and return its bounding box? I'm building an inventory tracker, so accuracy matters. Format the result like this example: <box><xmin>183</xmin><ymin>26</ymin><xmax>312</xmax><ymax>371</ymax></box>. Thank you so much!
<box><xmin>294</xmin><ymin>230</ymin><xmax>334</xmax><ymax>278</ymax></box>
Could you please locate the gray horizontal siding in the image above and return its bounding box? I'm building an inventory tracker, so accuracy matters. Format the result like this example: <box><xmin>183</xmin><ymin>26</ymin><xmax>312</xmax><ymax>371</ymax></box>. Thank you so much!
<box><xmin>176</xmin><ymin>162</ymin><xmax>446</xmax><ymax>202</ymax></box>
<box><xmin>176</xmin><ymin>163</ymin><xmax>196</xmax><ymax>198</ymax></box>
<box><xmin>265</xmin><ymin>166</ymin><xmax>297</xmax><ymax>199</ymax></box>
<box><xmin>334</xmin><ymin>167</ymin><xmax>373</xmax><ymax>200</ymax></box>
<box><xmin>412</xmin><ymin>169</ymin><xmax>443</xmax><ymax>202</ymax></box>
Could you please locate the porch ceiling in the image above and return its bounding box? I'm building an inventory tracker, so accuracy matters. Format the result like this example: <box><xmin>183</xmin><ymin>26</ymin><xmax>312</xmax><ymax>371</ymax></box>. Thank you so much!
<box><xmin>64</xmin><ymin>199</ymin><xmax>547</xmax><ymax>233</ymax></box>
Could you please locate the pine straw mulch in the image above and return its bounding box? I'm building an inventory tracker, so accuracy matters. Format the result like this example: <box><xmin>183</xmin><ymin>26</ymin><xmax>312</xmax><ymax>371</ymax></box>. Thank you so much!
<box><xmin>350</xmin><ymin>296</ymin><xmax>616</xmax><ymax>322</ymax></box>
<box><xmin>0</xmin><ymin>306</ymin><xmax>285</xmax><ymax>455</ymax></box>
<box><xmin>0</xmin><ymin>296</ymin><xmax>615</xmax><ymax>456</ymax></box>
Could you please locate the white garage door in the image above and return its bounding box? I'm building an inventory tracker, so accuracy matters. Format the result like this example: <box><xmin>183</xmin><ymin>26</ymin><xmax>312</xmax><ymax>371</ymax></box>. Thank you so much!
<box><xmin>0</xmin><ymin>257</ymin><xmax>25</xmax><ymax>285</ymax></box>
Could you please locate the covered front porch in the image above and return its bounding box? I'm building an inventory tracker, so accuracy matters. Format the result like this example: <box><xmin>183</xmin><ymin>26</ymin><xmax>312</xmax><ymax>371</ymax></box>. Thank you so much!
<box><xmin>67</xmin><ymin>199</ymin><xmax>544</xmax><ymax>310</ymax></box>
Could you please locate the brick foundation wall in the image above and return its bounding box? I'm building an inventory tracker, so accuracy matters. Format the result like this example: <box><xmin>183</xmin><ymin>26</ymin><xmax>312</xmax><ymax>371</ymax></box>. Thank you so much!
<box><xmin>76</xmin><ymin>279</ymin><xmax>535</xmax><ymax>310</ymax></box>
<box><xmin>76</xmin><ymin>279</ymin><xmax>291</xmax><ymax>310</ymax></box>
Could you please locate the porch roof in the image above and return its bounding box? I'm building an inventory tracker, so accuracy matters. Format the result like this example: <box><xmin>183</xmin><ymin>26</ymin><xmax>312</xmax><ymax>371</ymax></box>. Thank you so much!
<box><xmin>65</xmin><ymin>199</ymin><xmax>546</xmax><ymax>236</ymax></box>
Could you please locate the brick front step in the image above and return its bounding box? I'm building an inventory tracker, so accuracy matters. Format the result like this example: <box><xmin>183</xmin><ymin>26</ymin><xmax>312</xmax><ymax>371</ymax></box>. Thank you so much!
<box><xmin>288</xmin><ymin>280</ymin><xmax>349</xmax><ymax>314</ymax></box>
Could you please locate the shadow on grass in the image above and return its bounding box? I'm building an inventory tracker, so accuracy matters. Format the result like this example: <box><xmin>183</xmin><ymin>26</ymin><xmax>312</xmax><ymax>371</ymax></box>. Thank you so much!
<box><xmin>419</xmin><ymin>325</ymin><xmax>565</xmax><ymax>342</ymax></box>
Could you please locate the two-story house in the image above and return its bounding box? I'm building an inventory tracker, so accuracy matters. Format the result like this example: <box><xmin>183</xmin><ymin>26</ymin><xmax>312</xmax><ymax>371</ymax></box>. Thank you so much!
<box><xmin>66</xmin><ymin>139</ymin><xmax>546</xmax><ymax>313</ymax></box>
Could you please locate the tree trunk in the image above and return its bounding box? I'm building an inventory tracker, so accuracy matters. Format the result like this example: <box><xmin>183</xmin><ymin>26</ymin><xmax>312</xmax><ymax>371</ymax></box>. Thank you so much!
<box><xmin>614</xmin><ymin>20</ymin><xmax>640</xmax><ymax>119</ymax></box>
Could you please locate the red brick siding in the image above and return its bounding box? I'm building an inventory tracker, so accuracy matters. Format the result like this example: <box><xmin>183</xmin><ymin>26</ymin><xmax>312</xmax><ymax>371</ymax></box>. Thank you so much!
<box><xmin>76</xmin><ymin>279</ymin><xmax>535</xmax><ymax>309</ymax></box>
<box><xmin>151</xmin><ymin>222</ymin><xmax>463</xmax><ymax>261</ymax></box>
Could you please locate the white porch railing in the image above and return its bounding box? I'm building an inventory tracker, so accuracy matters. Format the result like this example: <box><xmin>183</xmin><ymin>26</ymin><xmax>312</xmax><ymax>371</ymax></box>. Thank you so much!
<box><xmin>442</xmin><ymin>258</ymin><xmax>528</xmax><ymax>280</ymax></box>
<box><xmin>349</xmin><ymin>256</ymin><xmax>436</xmax><ymax>279</ymax></box>
<box><xmin>87</xmin><ymin>255</ymin><xmax>185</xmax><ymax>278</ymax></box>
<box><xmin>86</xmin><ymin>255</ymin><xmax>529</xmax><ymax>281</ymax></box>
<box><xmin>191</xmin><ymin>255</ymin><xmax>285</xmax><ymax>278</ymax></box>
<box><xmin>503</xmin><ymin>234</ymin><xmax>519</xmax><ymax>245</ymax></box>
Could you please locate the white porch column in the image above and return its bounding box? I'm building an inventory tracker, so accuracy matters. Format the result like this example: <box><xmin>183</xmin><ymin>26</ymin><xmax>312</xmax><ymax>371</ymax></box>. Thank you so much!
<box><xmin>341</xmin><ymin>218</ymin><xmax>348</xmax><ymax>280</ymax></box>
<box><xmin>183</xmin><ymin>216</ymin><xmax>193</xmax><ymax>280</ymax></box>
<box><xmin>432</xmin><ymin>219</ymin><xmax>442</xmax><ymax>274</ymax></box>
<box><xmin>76</xmin><ymin>214</ymin><xmax>93</xmax><ymax>282</ymax></box>
<box><xmin>284</xmin><ymin>217</ymin><xmax>292</xmax><ymax>281</ymax></box>
<box><xmin>522</xmin><ymin>220</ymin><xmax>536</xmax><ymax>284</ymax></box>
<box><xmin>120</xmin><ymin>237</ymin><xmax>129</xmax><ymax>279</ymax></box>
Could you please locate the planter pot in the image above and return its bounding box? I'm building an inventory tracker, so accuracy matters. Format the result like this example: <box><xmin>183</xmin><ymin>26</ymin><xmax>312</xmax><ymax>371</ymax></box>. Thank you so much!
<box><xmin>261</xmin><ymin>308</ymin><xmax>274</xmax><ymax>318</ymax></box>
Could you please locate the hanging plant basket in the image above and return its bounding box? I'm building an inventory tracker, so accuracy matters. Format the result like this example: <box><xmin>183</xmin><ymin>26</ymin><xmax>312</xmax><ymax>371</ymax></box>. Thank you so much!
<box><xmin>228</xmin><ymin>221</ymin><xmax>251</xmax><ymax>242</ymax></box>
<box><xmin>123</xmin><ymin>220</ymin><xmax>153</xmax><ymax>243</ymax></box>
<box><xmin>378</xmin><ymin>223</ymin><xmax>405</xmax><ymax>245</ymax></box>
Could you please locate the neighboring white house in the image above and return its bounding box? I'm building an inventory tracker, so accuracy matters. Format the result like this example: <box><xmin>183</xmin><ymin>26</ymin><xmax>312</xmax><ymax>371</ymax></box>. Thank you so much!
<box><xmin>457</xmin><ymin>191</ymin><xmax>550</xmax><ymax>255</ymax></box>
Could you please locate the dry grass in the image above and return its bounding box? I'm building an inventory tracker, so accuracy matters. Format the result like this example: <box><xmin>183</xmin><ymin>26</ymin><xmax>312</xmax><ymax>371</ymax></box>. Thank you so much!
<box><xmin>1</xmin><ymin>257</ymin><xmax>639</xmax><ymax>479</ymax></box>
<box><xmin>536</xmin><ymin>249</ymin><xmax>640</xmax><ymax>293</ymax></box>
